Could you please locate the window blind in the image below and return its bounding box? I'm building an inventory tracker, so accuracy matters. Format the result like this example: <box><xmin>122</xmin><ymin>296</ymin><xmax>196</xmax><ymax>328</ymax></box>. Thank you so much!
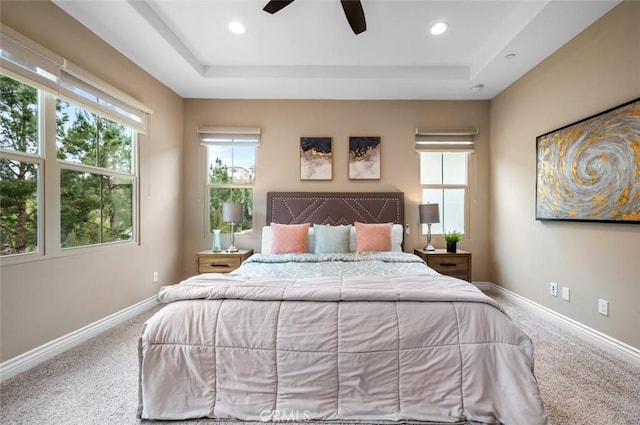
<box><xmin>415</xmin><ymin>128</ymin><xmax>478</xmax><ymax>152</ymax></box>
<box><xmin>0</xmin><ymin>25</ymin><xmax>151</xmax><ymax>133</ymax></box>
<box><xmin>198</xmin><ymin>127</ymin><xmax>261</xmax><ymax>146</ymax></box>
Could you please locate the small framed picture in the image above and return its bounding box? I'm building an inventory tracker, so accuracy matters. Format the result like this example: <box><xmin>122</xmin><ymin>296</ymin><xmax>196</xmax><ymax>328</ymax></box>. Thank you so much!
<box><xmin>349</xmin><ymin>136</ymin><xmax>381</xmax><ymax>180</ymax></box>
<box><xmin>300</xmin><ymin>137</ymin><xmax>332</xmax><ymax>180</ymax></box>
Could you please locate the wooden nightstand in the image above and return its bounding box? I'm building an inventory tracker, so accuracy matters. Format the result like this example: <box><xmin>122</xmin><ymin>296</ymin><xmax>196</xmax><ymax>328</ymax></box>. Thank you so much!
<box><xmin>195</xmin><ymin>249</ymin><xmax>253</xmax><ymax>274</ymax></box>
<box><xmin>414</xmin><ymin>248</ymin><xmax>472</xmax><ymax>282</ymax></box>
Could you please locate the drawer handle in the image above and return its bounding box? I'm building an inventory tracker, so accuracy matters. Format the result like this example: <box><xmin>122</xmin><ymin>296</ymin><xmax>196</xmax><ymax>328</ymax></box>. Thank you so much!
<box><xmin>210</xmin><ymin>263</ymin><xmax>231</xmax><ymax>267</ymax></box>
<box><xmin>439</xmin><ymin>262</ymin><xmax>458</xmax><ymax>267</ymax></box>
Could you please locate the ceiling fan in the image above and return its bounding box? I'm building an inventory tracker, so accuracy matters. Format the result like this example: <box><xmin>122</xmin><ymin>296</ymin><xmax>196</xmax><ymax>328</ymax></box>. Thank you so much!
<box><xmin>263</xmin><ymin>0</ymin><xmax>367</xmax><ymax>35</ymax></box>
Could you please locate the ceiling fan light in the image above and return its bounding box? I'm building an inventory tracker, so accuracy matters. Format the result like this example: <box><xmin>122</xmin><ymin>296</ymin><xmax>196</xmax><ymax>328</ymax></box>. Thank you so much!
<box><xmin>228</xmin><ymin>21</ymin><xmax>246</xmax><ymax>35</ymax></box>
<box><xmin>430</xmin><ymin>22</ymin><xmax>448</xmax><ymax>36</ymax></box>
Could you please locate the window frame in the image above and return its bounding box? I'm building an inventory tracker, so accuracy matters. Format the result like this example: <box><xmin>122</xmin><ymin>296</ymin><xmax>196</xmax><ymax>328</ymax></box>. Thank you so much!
<box><xmin>199</xmin><ymin>127</ymin><xmax>260</xmax><ymax>238</ymax></box>
<box><xmin>415</xmin><ymin>128</ymin><xmax>476</xmax><ymax>238</ymax></box>
<box><xmin>419</xmin><ymin>151</ymin><xmax>472</xmax><ymax>237</ymax></box>
<box><xmin>0</xmin><ymin>79</ymin><xmax>44</xmax><ymax>259</ymax></box>
<box><xmin>204</xmin><ymin>145</ymin><xmax>256</xmax><ymax>237</ymax></box>
<box><xmin>1</xmin><ymin>79</ymin><xmax>141</xmax><ymax>262</ymax></box>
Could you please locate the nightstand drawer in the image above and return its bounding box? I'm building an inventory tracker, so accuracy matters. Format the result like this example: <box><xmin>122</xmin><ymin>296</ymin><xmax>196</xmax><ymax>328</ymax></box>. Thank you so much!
<box><xmin>198</xmin><ymin>256</ymin><xmax>241</xmax><ymax>273</ymax></box>
<box><xmin>425</xmin><ymin>256</ymin><xmax>469</xmax><ymax>274</ymax></box>
<box><xmin>195</xmin><ymin>249</ymin><xmax>253</xmax><ymax>274</ymax></box>
<box><xmin>414</xmin><ymin>249</ymin><xmax>471</xmax><ymax>282</ymax></box>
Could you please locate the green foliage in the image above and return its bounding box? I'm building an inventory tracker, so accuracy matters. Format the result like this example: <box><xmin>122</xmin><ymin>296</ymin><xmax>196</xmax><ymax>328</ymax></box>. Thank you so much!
<box><xmin>0</xmin><ymin>75</ymin><xmax>134</xmax><ymax>255</ymax></box>
<box><xmin>443</xmin><ymin>230</ymin><xmax>462</xmax><ymax>243</ymax></box>
<box><xmin>0</xmin><ymin>76</ymin><xmax>39</xmax><ymax>254</ymax></box>
<box><xmin>208</xmin><ymin>157</ymin><xmax>253</xmax><ymax>233</ymax></box>
<box><xmin>57</xmin><ymin>102</ymin><xmax>134</xmax><ymax>248</ymax></box>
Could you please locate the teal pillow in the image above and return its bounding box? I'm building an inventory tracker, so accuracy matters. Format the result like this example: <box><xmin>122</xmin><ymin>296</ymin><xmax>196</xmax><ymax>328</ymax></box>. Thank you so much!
<box><xmin>314</xmin><ymin>224</ymin><xmax>351</xmax><ymax>254</ymax></box>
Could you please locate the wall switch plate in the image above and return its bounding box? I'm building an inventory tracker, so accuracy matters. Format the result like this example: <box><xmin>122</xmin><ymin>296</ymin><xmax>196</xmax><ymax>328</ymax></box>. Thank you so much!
<box><xmin>562</xmin><ymin>286</ymin><xmax>570</xmax><ymax>301</ymax></box>
<box><xmin>549</xmin><ymin>282</ymin><xmax>558</xmax><ymax>297</ymax></box>
<box><xmin>405</xmin><ymin>224</ymin><xmax>410</xmax><ymax>235</ymax></box>
<box><xmin>153</xmin><ymin>271</ymin><xmax>159</xmax><ymax>283</ymax></box>
<box><xmin>598</xmin><ymin>299</ymin><xmax>609</xmax><ymax>316</ymax></box>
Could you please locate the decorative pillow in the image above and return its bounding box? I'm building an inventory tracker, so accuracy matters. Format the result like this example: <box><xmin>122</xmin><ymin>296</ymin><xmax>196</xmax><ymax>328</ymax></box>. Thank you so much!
<box><xmin>314</xmin><ymin>224</ymin><xmax>351</xmax><ymax>254</ymax></box>
<box><xmin>354</xmin><ymin>222</ymin><xmax>393</xmax><ymax>252</ymax></box>
<box><xmin>349</xmin><ymin>224</ymin><xmax>403</xmax><ymax>252</ymax></box>
<box><xmin>270</xmin><ymin>223</ymin><xmax>311</xmax><ymax>254</ymax></box>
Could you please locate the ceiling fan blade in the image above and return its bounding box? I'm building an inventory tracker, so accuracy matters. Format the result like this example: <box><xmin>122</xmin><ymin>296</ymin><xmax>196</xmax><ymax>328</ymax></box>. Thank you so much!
<box><xmin>263</xmin><ymin>0</ymin><xmax>295</xmax><ymax>14</ymax></box>
<box><xmin>340</xmin><ymin>0</ymin><xmax>366</xmax><ymax>34</ymax></box>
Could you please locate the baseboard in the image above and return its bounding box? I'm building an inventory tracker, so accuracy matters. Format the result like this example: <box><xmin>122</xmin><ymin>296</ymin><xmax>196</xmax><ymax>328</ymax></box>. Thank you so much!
<box><xmin>0</xmin><ymin>295</ymin><xmax>157</xmax><ymax>382</ymax></box>
<box><xmin>477</xmin><ymin>282</ymin><xmax>640</xmax><ymax>368</ymax></box>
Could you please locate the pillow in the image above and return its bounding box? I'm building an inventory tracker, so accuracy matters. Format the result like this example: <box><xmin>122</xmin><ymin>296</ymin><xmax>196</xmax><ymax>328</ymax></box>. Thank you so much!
<box><xmin>270</xmin><ymin>223</ymin><xmax>311</xmax><ymax>254</ymax></box>
<box><xmin>313</xmin><ymin>224</ymin><xmax>351</xmax><ymax>254</ymax></box>
<box><xmin>349</xmin><ymin>223</ymin><xmax>403</xmax><ymax>252</ymax></box>
<box><xmin>354</xmin><ymin>222</ymin><xmax>393</xmax><ymax>253</ymax></box>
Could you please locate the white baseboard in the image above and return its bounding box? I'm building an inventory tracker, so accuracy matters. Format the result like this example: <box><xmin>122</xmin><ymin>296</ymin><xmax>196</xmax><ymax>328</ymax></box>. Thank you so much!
<box><xmin>0</xmin><ymin>295</ymin><xmax>157</xmax><ymax>382</ymax></box>
<box><xmin>476</xmin><ymin>281</ymin><xmax>640</xmax><ymax>368</ymax></box>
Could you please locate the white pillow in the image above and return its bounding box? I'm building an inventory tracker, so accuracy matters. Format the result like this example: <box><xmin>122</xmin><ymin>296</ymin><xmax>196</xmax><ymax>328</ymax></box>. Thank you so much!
<box><xmin>261</xmin><ymin>223</ymin><xmax>403</xmax><ymax>253</ymax></box>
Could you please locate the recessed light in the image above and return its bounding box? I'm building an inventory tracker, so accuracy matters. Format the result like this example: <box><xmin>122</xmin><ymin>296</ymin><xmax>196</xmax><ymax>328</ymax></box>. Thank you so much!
<box><xmin>471</xmin><ymin>84</ymin><xmax>485</xmax><ymax>92</ymax></box>
<box><xmin>430</xmin><ymin>22</ymin><xmax>448</xmax><ymax>36</ymax></box>
<box><xmin>228</xmin><ymin>21</ymin><xmax>246</xmax><ymax>35</ymax></box>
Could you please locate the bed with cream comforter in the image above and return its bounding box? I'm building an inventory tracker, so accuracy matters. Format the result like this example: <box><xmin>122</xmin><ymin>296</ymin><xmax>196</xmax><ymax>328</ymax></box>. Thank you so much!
<box><xmin>138</xmin><ymin>253</ymin><xmax>549</xmax><ymax>424</ymax></box>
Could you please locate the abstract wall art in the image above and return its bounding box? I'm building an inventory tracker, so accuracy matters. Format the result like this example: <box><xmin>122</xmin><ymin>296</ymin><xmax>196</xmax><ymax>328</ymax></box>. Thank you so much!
<box><xmin>349</xmin><ymin>136</ymin><xmax>381</xmax><ymax>180</ymax></box>
<box><xmin>536</xmin><ymin>98</ymin><xmax>640</xmax><ymax>223</ymax></box>
<box><xmin>300</xmin><ymin>137</ymin><xmax>332</xmax><ymax>180</ymax></box>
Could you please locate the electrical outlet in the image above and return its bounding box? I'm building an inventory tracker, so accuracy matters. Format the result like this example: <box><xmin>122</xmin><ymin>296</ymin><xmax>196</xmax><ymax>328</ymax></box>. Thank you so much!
<box><xmin>562</xmin><ymin>286</ymin><xmax>570</xmax><ymax>301</ymax></box>
<box><xmin>598</xmin><ymin>299</ymin><xmax>609</xmax><ymax>316</ymax></box>
<box><xmin>152</xmin><ymin>271</ymin><xmax>159</xmax><ymax>283</ymax></box>
<box><xmin>549</xmin><ymin>282</ymin><xmax>558</xmax><ymax>297</ymax></box>
<box><xmin>405</xmin><ymin>224</ymin><xmax>410</xmax><ymax>235</ymax></box>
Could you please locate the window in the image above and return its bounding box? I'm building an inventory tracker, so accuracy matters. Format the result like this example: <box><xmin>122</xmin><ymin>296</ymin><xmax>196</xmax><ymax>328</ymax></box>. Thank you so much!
<box><xmin>57</xmin><ymin>101</ymin><xmax>135</xmax><ymax>248</ymax></box>
<box><xmin>199</xmin><ymin>127</ymin><xmax>259</xmax><ymax>234</ymax></box>
<box><xmin>1</xmin><ymin>25</ymin><xmax>149</xmax><ymax>258</ymax></box>
<box><xmin>420</xmin><ymin>152</ymin><xmax>468</xmax><ymax>235</ymax></box>
<box><xmin>0</xmin><ymin>76</ymin><xmax>41</xmax><ymax>255</ymax></box>
<box><xmin>416</xmin><ymin>128</ymin><xmax>476</xmax><ymax>236</ymax></box>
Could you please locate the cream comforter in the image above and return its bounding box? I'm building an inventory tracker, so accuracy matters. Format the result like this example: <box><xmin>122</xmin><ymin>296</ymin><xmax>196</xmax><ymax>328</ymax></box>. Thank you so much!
<box><xmin>138</xmin><ymin>271</ymin><xmax>549</xmax><ymax>424</ymax></box>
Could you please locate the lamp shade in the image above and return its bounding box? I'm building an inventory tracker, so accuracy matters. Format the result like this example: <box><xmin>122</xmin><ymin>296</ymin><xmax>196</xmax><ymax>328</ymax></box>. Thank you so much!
<box><xmin>419</xmin><ymin>203</ymin><xmax>440</xmax><ymax>224</ymax></box>
<box><xmin>222</xmin><ymin>202</ymin><xmax>243</xmax><ymax>223</ymax></box>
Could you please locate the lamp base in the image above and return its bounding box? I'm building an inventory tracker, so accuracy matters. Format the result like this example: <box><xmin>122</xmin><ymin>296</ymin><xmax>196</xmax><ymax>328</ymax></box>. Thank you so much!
<box><xmin>424</xmin><ymin>243</ymin><xmax>435</xmax><ymax>251</ymax></box>
<box><xmin>226</xmin><ymin>245</ymin><xmax>239</xmax><ymax>253</ymax></box>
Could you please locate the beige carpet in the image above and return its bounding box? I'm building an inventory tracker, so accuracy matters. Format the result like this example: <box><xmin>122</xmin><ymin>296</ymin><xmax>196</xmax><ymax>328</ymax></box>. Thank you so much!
<box><xmin>1</xmin><ymin>289</ymin><xmax>639</xmax><ymax>425</ymax></box>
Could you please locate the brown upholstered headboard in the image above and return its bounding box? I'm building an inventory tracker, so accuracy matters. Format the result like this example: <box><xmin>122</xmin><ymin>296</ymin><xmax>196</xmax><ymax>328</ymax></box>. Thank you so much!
<box><xmin>266</xmin><ymin>192</ymin><xmax>404</xmax><ymax>227</ymax></box>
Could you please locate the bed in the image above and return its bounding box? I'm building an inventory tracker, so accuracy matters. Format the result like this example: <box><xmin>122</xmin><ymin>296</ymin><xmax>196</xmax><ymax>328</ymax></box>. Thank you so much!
<box><xmin>138</xmin><ymin>192</ymin><xmax>549</xmax><ymax>424</ymax></box>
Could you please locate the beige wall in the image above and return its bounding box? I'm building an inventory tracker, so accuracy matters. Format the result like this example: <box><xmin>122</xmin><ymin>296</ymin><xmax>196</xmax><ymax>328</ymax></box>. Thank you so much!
<box><xmin>490</xmin><ymin>1</ymin><xmax>640</xmax><ymax>348</ymax></box>
<box><xmin>5</xmin><ymin>0</ymin><xmax>636</xmax><ymax>364</ymax></box>
<box><xmin>0</xmin><ymin>2</ymin><xmax>184</xmax><ymax>361</ymax></box>
<box><xmin>182</xmin><ymin>100</ymin><xmax>491</xmax><ymax>279</ymax></box>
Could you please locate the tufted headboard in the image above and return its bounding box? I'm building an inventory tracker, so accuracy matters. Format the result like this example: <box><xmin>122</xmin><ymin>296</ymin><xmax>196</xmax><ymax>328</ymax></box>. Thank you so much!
<box><xmin>266</xmin><ymin>192</ymin><xmax>404</xmax><ymax>227</ymax></box>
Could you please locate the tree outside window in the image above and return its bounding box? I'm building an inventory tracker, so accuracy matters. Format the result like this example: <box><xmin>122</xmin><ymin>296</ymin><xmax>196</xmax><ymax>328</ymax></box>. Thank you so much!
<box><xmin>207</xmin><ymin>144</ymin><xmax>254</xmax><ymax>234</ymax></box>
<box><xmin>57</xmin><ymin>101</ymin><xmax>135</xmax><ymax>248</ymax></box>
<box><xmin>0</xmin><ymin>76</ymin><xmax>40</xmax><ymax>255</ymax></box>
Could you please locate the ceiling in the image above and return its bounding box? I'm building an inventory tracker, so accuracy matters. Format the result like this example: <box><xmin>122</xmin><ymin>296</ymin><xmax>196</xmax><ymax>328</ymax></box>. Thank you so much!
<box><xmin>52</xmin><ymin>0</ymin><xmax>620</xmax><ymax>100</ymax></box>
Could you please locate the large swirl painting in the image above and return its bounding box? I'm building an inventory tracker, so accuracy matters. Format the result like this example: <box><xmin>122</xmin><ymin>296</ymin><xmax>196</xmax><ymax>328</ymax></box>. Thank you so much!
<box><xmin>536</xmin><ymin>98</ymin><xmax>640</xmax><ymax>223</ymax></box>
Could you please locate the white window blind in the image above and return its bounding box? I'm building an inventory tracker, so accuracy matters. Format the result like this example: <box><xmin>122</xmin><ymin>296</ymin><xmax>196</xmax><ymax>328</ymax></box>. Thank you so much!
<box><xmin>1</xmin><ymin>25</ymin><xmax>151</xmax><ymax>133</ymax></box>
<box><xmin>415</xmin><ymin>128</ymin><xmax>477</xmax><ymax>152</ymax></box>
<box><xmin>198</xmin><ymin>127</ymin><xmax>261</xmax><ymax>146</ymax></box>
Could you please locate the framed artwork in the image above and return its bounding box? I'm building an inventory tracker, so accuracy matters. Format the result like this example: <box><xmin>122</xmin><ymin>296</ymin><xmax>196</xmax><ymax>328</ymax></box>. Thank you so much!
<box><xmin>349</xmin><ymin>136</ymin><xmax>381</xmax><ymax>180</ymax></box>
<box><xmin>536</xmin><ymin>97</ymin><xmax>640</xmax><ymax>223</ymax></box>
<box><xmin>300</xmin><ymin>137</ymin><xmax>332</xmax><ymax>180</ymax></box>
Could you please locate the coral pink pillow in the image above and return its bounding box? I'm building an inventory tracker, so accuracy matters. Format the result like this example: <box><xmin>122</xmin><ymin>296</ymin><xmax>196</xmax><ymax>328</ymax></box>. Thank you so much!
<box><xmin>270</xmin><ymin>223</ymin><xmax>310</xmax><ymax>254</ymax></box>
<box><xmin>354</xmin><ymin>222</ymin><xmax>393</xmax><ymax>253</ymax></box>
